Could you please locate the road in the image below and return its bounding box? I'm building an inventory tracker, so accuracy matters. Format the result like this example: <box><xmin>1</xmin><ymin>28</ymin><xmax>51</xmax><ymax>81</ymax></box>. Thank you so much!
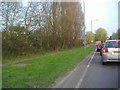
<box><xmin>53</xmin><ymin>50</ymin><xmax>120</xmax><ymax>88</ymax></box>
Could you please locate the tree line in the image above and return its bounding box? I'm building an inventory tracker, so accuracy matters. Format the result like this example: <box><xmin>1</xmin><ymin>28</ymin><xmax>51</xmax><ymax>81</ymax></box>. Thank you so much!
<box><xmin>85</xmin><ymin>28</ymin><xmax>108</xmax><ymax>44</ymax></box>
<box><xmin>1</xmin><ymin>2</ymin><xmax>85</xmax><ymax>57</ymax></box>
<box><xmin>111</xmin><ymin>28</ymin><xmax>120</xmax><ymax>40</ymax></box>
<box><xmin>85</xmin><ymin>27</ymin><xmax>120</xmax><ymax>44</ymax></box>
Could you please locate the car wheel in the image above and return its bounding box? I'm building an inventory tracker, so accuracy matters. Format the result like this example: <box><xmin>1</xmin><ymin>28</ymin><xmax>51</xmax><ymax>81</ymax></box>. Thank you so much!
<box><xmin>97</xmin><ymin>49</ymin><xmax>99</xmax><ymax>52</ymax></box>
<box><xmin>102</xmin><ymin>61</ymin><xmax>106</xmax><ymax>65</ymax></box>
<box><xmin>101</xmin><ymin>58</ymin><xmax>106</xmax><ymax>65</ymax></box>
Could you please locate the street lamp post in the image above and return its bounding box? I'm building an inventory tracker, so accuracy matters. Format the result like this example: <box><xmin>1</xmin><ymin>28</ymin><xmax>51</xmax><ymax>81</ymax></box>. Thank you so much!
<box><xmin>83</xmin><ymin>0</ymin><xmax>86</xmax><ymax>46</ymax></box>
<box><xmin>91</xmin><ymin>20</ymin><xmax>93</xmax><ymax>32</ymax></box>
<box><xmin>91</xmin><ymin>19</ymin><xmax>99</xmax><ymax>32</ymax></box>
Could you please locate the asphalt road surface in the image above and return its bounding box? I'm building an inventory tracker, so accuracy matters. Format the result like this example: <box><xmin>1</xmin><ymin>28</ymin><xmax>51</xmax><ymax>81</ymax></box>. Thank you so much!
<box><xmin>53</xmin><ymin>50</ymin><xmax>120</xmax><ymax>88</ymax></box>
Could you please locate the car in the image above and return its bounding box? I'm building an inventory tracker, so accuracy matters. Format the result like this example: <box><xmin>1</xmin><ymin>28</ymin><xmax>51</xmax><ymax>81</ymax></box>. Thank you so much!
<box><xmin>100</xmin><ymin>43</ymin><xmax>105</xmax><ymax>56</ymax></box>
<box><xmin>96</xmin><ymin>44</ymin><xmax>101</xmax><ymax>52</ymax></box>
<box><xmin>95</xmin><ymin>41</ymin><xmax>101</xmax><ymax>46</ymax></box>
<box><xmin>101</xmin><ymin>40</ymin><xmax>120</xmax><ymax>65</ymax></box>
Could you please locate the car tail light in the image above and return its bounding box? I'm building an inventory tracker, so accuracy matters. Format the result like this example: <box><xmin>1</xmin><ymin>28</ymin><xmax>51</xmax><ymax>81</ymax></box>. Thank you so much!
<box><xmin>102</xmin><ymin>48</ymin><xmax>108</xmax><ymax>53</ymax></box>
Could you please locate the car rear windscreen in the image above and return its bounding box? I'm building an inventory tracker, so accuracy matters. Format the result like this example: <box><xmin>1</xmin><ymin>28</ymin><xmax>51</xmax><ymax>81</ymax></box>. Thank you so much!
<box><xmin>105</xmin><ymin>41</ymin><xmax>120</xmax><ymax>48</ymax></box>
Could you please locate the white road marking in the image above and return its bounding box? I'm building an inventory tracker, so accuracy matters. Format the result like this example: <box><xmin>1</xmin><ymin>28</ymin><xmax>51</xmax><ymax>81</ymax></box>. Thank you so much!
<box><xmin>75</xmin><ymin>51</ymin><xmax>96</xmax><ymax>88</ymax></box>
<box><xmin>54</xmin><ymin>49</ymin><xmax>96</xmax><ymax>88</ymax></box>
<box><xmin>54</xmin><ymin>61</ymin><xmax>81</xmax><ymax>88</ymax></box>
<box><xmin>54</xmin><ymin>52</ymin><xmax>90</xmax><ymax>88</ymax></box>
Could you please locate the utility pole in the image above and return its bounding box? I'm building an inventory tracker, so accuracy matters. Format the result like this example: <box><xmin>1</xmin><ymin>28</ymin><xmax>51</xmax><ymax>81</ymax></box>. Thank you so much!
<box><xmin>83</xmin><ymin>0</ymin><xmax>86</xmax><ymax>46</ymax></box>
<box><xmin>91</xmin><ymin>19</ymin><xmax>99</xmax><ymax>33</ymax></box>
<box><xmin>91</xmin><ymin>20</ymin><xmax>93</xmax><ymax>32</ymax></box>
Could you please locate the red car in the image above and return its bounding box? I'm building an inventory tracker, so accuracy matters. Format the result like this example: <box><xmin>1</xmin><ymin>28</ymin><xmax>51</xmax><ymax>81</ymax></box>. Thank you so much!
<box><xmin>95</xmin><ymin>41</ymin><xmax>101</xmax><ymax>46</ymax></box>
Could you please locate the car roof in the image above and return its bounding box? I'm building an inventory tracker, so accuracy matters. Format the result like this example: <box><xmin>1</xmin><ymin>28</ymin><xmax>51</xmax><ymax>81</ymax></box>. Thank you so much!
<box><xmin>105</xmin><ymin>40</ymin><xmax>120</xmax><ymax>42</ymax></box>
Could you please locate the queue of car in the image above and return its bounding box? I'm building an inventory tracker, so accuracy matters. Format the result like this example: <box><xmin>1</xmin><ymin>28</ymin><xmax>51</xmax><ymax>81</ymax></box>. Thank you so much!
<box><xmin>96</xmin><ymin>40</ymin><xmax>120</xmax><ymax>65</ymax></box>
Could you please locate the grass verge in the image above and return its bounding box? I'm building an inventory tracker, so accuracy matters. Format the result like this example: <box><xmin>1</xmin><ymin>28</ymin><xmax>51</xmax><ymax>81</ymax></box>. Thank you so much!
<box><xmin>3</xmin><ymin>46</ymin><xmax>95</xmax><ymax>88</ymax></box>
<box><xmin>2</xmin><ymin>50</ymin><xmax>64</xmax><ymax>64</ymax></box>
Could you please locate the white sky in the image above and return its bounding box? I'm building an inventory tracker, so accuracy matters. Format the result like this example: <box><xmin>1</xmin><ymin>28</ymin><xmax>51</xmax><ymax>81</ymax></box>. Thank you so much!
<box><xmin>85</xmin><ymin>0</ymin><xmax>119</xmax><ymax>36</ymax></box>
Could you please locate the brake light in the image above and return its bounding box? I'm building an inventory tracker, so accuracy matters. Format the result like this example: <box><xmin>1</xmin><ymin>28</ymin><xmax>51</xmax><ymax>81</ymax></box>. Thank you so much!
<box><xmin>102</xmin><ymin>48</ymin><xmax>108</xmax><ymax>53</ymax></box>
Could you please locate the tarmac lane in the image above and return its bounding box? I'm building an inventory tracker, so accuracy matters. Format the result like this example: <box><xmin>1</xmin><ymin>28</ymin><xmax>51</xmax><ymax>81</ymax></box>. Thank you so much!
<box><xmin>53</xmin><ymin>50</ymin><xmax>120</xmax><ymax>88</ymax></box>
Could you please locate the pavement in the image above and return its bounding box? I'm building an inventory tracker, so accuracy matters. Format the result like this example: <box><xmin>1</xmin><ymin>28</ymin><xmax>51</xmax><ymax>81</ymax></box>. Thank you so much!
<box><xmin>52</xmin><ymin>50</ymin><xmax>120</xmax><ymax>88</ymax></box>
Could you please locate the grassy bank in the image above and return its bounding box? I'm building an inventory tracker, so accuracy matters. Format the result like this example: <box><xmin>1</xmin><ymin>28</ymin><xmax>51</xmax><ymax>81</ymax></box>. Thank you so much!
<box><xmin>2</xmin><ymin>50</ymin><xmax>64</xmax><ymax>64</ymax></box>
<box><xmin>3</xmin><ymin>46</ymin><xmax>95</xmax><ymax>88</ymax></box>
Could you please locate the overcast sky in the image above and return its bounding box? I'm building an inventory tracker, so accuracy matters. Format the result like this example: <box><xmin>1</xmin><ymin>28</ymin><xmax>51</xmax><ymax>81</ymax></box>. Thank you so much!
<box><xmin>85</xmin><ymin>0</ymin><xmax>119</xmax><ymax>36</ymax></box>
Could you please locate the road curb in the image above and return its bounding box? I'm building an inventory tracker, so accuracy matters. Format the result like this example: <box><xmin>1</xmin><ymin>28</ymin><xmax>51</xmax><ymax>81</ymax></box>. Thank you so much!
<box><xmin>51</xmin><ymin>49</ymin><xmax>96</xmax><ymax>88</ymax></box>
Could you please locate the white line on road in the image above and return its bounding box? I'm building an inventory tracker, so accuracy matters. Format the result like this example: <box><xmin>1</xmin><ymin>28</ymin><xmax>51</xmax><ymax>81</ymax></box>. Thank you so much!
<box><xmin>54</xmin><ymin>60</ymin><xmax>81</xmax><ymax>88</ymax></box>
<box><xmin>75</xmin><ymin>51</ymin><xmax>96</xmax><ymax>88</ymax></box>
<box><xmin>54</xmin><ymin>51</ymin><xmax>91</xmax><ymax>88</ymax></box>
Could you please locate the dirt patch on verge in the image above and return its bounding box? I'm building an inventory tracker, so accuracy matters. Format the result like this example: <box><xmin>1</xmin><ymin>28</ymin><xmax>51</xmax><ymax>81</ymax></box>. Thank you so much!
<box><xmin>11</xmin><ymin>63</ymin><xmax>34</xmax><ymax>67</ymax></box>
<box><xmin>2</xmin><ymin>51</ymin><xmax>65</xmax><ymax>66</ymax></box>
